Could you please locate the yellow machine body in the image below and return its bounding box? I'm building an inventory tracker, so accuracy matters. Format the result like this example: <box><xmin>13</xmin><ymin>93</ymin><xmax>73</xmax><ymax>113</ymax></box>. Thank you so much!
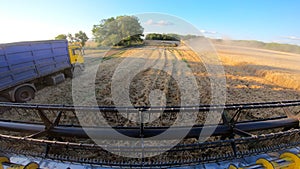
<box><xmin>68</xmin><ymin>42</ymin><xmax>84</xmax><ymax>64</ymax></box>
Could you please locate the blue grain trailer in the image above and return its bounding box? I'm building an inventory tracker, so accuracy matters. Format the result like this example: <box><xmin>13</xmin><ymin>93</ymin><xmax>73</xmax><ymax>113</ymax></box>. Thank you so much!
<box><xmin>0</xmin><ymin>40</ymin><xmax>84</xmax><ymax>102</ymax></box>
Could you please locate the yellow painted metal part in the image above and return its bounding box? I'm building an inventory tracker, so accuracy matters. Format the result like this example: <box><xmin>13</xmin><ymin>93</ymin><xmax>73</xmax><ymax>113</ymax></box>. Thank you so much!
<box><xmin>228</xmin><ymin>151</ymin><xmax>300</xmax><ymax>169</ymax></box>
<box><xmin>256</xmin><ymin>158</ymin><xmax>275</xmax><ymax>169</ymax></box>
<box><xmin>280</xmin><ymin>152</ymin><xmax>300</xmax><ymax>169</ymax></box>
<box><xmin>228</xmin><ymin>164</ymin><xmax>239</xmax><ymax>169</ymax></box>
<box><xmin>0</xmin><ymin>157</ymin><xmax>10</xmax><ymax>169</ymax></box>
<box><xmin>0</xmin><ymin>157</ymin><xmax>9</xmax><ymax>163</ymax></box>
<box><xmin>228</xmin><ymin>163</ymin><xmax>265</xmax><ymax>169</ymax></box>
<box><xmin>0</xmin><ymin>157</ymin><xmax>39</xmax><ymax>169</ymax></box>
<box><xmin>68</xmin><ymin>42</ymin><xmax>84</xmax><ymax>64</ymax></box>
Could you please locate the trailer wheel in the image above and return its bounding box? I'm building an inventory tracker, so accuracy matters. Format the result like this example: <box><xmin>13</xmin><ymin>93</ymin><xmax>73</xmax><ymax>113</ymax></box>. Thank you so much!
<box><xmin>14</xmin><ymin>86</ymin><xmax>35</xmax><ymax>102</ymax></box>
<box><xmin>0</xmin><ymin>96</ymin><xmax>10</xmax><ymax>102</ymax></box>
<box><xmin>65</xmin><ymin>68</ymin><xmax>74</xmax><ymax>78</ymax></box>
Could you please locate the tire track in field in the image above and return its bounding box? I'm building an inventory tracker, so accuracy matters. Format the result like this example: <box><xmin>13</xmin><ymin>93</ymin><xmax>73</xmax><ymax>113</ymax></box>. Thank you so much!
<box><xmin>172</xmin><ymin>49</ymin><xmax>210</xmax><ymax>103</ymax></box>
<box><xmin>147</xmin><ymin>48</ymin><xmax>179</xmax><ymax>126</ymax></box>
<box><xmin>127</xmin><ymin>49</ymin><xmax>164</xmax><ymax>106</ymax></box>
<box><xmin>94</xmin><ymin>48</ymin><xmax>151</xmax><ymax>105</ymax></box>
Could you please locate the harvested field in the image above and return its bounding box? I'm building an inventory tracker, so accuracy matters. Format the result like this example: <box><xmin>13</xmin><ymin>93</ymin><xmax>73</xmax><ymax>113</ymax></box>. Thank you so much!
<box><xmin>29</xmin><ymin>43</ymin><xmax>300</xmax><ymax>115</ymax></box>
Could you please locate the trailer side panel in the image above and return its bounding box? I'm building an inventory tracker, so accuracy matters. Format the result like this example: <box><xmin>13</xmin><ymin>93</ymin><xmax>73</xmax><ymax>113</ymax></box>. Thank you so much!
<box><xmin>0</xmin><ymin>40</ymin><xmax>71</xmax><ymax>91</ymax></box>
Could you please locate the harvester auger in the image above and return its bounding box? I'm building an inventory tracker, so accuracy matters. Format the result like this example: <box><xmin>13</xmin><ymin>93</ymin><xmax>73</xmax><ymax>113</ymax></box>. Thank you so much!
<box><xmin>0</xmin><ymin>100</ymin><xmax>300</xmax><ymax>168</ymax></box>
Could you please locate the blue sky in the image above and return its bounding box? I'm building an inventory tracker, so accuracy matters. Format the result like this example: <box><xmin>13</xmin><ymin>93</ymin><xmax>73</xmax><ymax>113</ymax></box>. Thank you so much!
<box><xmin>1</xmin><ymin>0</ymin><xmax>300</xmax><ymax>45</ymax></box>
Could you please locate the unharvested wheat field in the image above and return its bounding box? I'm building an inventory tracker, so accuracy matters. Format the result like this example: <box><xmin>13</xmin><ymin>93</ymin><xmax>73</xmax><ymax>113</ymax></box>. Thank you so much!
<box><xmin>216</xmin><ymin>44</ymin><xmax>300</xmax><ymax>91</ymax></box>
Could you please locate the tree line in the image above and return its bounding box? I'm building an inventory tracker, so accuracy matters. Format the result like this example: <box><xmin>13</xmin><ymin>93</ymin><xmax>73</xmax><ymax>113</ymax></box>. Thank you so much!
<box><xmin>55</xmin><ymin>15</ymin><xmax>300</xmax><ymax>54</ymax></box>
<box><xmin>55</xmin><ymin>15</ymin><xmax>202</xmax><ymax>47</ymax></box>
<box><xmin>145</xmin><ymin>33</ymin><xmax>179</xmax><ymax>41</ymax></box>
<box><xmin>55</xmin><ymin>31</ymin><xmax>89</xmax><ymax>47</ymax></box>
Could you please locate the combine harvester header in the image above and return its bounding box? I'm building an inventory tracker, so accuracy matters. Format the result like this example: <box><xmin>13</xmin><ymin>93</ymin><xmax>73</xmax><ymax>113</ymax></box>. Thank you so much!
<box><xmin>0</xmin><ymin>100</ymin><xmax>300</xmax><ymax>168</ymax></box>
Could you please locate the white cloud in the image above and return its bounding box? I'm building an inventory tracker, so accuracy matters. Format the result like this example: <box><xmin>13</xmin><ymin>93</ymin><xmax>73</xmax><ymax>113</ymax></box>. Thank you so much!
<box><xmin>282</xmin><ymin>36</ymin><xmax>300</xmax><ymax>41</ymax></box>
<box><xmin>199</xmin><ymin>29</ymin><xmax>218</xmax><ymax>34</ymax></box>
<box><xmin>144</xmin><ymin>19</ymin><xmax>174</xmax><ymax>26</ymax></box>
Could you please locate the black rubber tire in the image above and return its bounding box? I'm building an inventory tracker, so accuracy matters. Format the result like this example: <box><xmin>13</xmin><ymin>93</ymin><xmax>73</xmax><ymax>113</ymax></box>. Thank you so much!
<box><xmin>65</xmin><ymin>68</ymin><xmax>74</xmax><ymax>78</ymax></box>
<box><xmin>14</xmin><ymin>86</ymin><xmax>35</xmax><ymax>102</ymax></box>
<box><xmin>0</xmin><ymin>96</ymin><xmax>10</xmax><ymax>102</ymax></box>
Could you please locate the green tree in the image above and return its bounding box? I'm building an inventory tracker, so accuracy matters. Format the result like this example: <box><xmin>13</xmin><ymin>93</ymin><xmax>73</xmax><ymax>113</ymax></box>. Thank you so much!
<box><xmin>67</xmin><ymin>33</ymin><xmax>75</xmax><ymax>43</ymax></box>
<box><xmin>92</xmin><ymin>15</ymin><xmax>144</xmax><ymax>46</ymax></box>
<box><xmin>75</xmin><ymin>31</ymin><xmax>89</xmax><ymax>47</ymax></box>
<box><xmin>145</xmin><ymin>33</ymin><xmax>179</xmax><ymax>41</ymax></box>
<box><xmin>55</xmin><ymin>34</ymin><xmax>67</xmax><ymax>40</ymax></box>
